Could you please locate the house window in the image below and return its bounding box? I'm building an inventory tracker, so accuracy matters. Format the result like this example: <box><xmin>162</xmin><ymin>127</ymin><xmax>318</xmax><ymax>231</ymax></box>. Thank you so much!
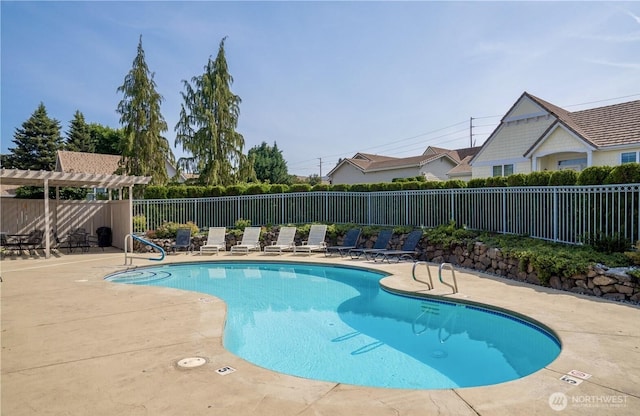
<box><xmin>621</xmin><ymin>152</ymin><xmax>638</xmax><ymax>164</ymax></box>
<box><xmin>558</xmin><ymin>158</ymin><xmax>587</xmax><ymax>171</ymax></box>
<box><xmin>492</xmin><ymin>164</ymin><xmax>514</xmax><ymax>177</ymax></box>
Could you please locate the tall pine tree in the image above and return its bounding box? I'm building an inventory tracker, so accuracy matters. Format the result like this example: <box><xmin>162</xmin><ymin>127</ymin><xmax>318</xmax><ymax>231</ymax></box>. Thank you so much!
<box><xmin>175</xmin><ymin>37</ymin><xmax>253</xmax><ymax>186</ymax></box>
<box><xmin>66</xmin><ymin>110</ymin><xmax>95</xmax><ymax>153</ymax></box>
<box><xmin>116</xmin><ymin>35</ymin><xmax>171</xmax><ymax>184</ymax></box>
<box><xmin>6</xmin><ymin>102</ymin><xmax>63</xmax><ymax>170</ymax></box>
<box><xmin>248</xmin><ymin>141</ymin><xmax>289</xmax><ymax>184</ymax></box>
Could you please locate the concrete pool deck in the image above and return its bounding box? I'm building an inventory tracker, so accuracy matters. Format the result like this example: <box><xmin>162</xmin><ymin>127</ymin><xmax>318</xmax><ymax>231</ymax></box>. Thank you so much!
<box><xmin>1</xmin><ymin>249</ymin><xmax>639</xmax><ymax>415</ymax></box>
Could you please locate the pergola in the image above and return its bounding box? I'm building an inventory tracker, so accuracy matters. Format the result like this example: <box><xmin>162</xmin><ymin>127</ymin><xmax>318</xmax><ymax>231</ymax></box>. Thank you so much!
<box><xmin>0</xmin><ymin>168</ymin><xmax>151</xmax><ymax>258</ymax></box>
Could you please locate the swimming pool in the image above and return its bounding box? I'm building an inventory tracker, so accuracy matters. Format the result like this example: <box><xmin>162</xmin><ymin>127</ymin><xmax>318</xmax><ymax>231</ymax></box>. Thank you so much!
<box><xmin>105</xmin><ymin>261</ymin><xmax>561</xmax><ymax>389</ymax></box>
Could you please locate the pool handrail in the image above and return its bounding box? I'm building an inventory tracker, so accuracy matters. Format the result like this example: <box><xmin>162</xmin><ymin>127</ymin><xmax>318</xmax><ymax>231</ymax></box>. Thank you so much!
<box><xmin>412</xmin><ymin>261</ymin><xmax>434</xmax><ymax>290</ymax></box>
<box><xmin>439</xmin><ymin>262</ymin><xmax>458</xmax><ymax>294</ymax></box>
<box><xmin>124</xmin><ymin>233</ymin><xmax>166</xmax><ymax>265</ymax></box>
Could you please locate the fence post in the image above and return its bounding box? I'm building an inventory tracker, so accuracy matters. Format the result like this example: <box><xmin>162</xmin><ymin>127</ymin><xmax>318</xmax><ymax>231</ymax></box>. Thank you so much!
<box><xmin>502</xmin><ymin>189</ymin><xmax>507</xmax><ymax>234</ymax></box>
<box><xmin>553</xmin><ymin>187</ymin><xmax>558</xmax><ymax>242</ymax></box>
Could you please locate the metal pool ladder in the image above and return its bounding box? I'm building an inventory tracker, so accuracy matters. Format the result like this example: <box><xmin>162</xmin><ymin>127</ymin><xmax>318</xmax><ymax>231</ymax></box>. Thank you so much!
<box><xmin>411</xmin><ymin>261</ymin><xmax>459</xmax><ymax>294</ymax></box>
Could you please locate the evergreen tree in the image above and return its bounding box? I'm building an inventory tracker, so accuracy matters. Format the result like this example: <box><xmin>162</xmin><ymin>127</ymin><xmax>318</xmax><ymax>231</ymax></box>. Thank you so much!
<box><xmin>248</xmin><ymin>141</ymin><xmax>290</xmax><ymax>184</ymax></box>
<box><xmin>88</xmin><ymin>123</ymin><xmax>125</xmax><ymax>155</ymax></box>
<box><xmin>116</xmin><ymin>35</ymin><xmax>171</xmax><ymax>184</ymax></box>
<box><xmin>175</xmin><ymin>37</ymin><xmax>251</xmax><ymax>186</ymax></box>
<box><xmin>66</xmin><ymin>110</ymin><xmax>95</xmax><ymax>152</ymax></box>
<box><xmin>6</xmin><ymin>102</ymin><xmax>63</xmax><ymax>170</ymax></box>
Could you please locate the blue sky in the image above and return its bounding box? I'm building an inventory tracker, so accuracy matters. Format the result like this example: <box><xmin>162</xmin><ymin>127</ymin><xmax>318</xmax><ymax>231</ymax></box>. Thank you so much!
<box><xmin>2</xmin><ymin>1</ymin><xmax>639</xmax><ymax>176</ymax></box>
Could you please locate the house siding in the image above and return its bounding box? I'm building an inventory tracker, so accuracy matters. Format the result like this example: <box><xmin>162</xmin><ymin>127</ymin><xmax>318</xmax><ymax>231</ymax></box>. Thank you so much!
<box><xmin>593</xmin><ymin>148</ymin><xmax>640</xmax><ymax>166</ymax></box>
<box><xmin>330</xmin><ymin>164</ymin><xmax>420</xmax><ymax>185</ymax></box>
<box><xmin>419</xmin><ymin>158</ymin><xmax>456</xmax><ymax>181</ymax></box>
<box><xmin>535</xmin><ymin>128</ymin><xmax>586</xmax><ymax>154</ymax></box>
<box><xmin>508</xmin><ymin>97</ymin><xmax>545</xmax><ymax>118</ymax></box>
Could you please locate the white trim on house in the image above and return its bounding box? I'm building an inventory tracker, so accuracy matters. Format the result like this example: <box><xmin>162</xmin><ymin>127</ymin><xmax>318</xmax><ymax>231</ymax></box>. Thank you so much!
<box><xmin>503</xmin><ymin>111</ymin><xmax>549</xmax><ymax>123</ymax></box>
<box><xmin>472</xmin><ymin>157</ymin><xmax>529</xmax><ymax>167</ymax></box>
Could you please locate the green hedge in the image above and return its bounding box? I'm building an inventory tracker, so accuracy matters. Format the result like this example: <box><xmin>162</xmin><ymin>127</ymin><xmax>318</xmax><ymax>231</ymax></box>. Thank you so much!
<box><xmin>139</xmin><ymin>163</ymin><xmax>640</xmax><ymax>199</ymax></box>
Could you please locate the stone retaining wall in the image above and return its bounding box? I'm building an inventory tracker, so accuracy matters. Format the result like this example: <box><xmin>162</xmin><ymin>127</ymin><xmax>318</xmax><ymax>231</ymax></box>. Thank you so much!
<box><xmin>138</xmin><ymin>230</ymin><xmax>640</xmax><ymax>304</ymax></box>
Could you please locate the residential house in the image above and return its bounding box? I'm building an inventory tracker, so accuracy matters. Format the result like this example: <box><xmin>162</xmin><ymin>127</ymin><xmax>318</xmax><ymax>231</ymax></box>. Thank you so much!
<box><xmin>470</xmin><ymin>92</ymin><xmax>640</xmax><ymax>178</ymax></box>
<box><xmin>327</xmin><ymin>146</ymin><xmax>481</xmax><ymax>185</ymax></box>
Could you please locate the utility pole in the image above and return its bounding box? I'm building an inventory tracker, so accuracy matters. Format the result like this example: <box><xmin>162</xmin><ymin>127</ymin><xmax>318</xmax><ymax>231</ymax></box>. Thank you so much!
<box><xmin>318</xmin><ymin>157</ymin><xmax>322</xmax><ymax>179</ymax></box>
<box><xmin>470</xmin><ymin>117</ymin><xmax>474</xmax><ymax>147</ymax></box>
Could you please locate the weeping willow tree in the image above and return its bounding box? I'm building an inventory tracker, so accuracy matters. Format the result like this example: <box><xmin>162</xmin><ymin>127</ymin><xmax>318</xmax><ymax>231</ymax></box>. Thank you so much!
<box><xmin>175</xmin><ymin>37</ymin><xmax>254</xmax><ymax>186</ymax></box>
<box><xmin>116</xmin><ymin>35</ymin><xmax>172</xmax><ymax>185</ymax></box>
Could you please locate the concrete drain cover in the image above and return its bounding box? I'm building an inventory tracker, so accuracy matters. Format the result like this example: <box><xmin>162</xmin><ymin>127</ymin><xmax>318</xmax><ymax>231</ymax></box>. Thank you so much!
<box><xmin>177</xmin><ymin>357</ymin><xmax>207</xmax><ymax>368</ymax></box>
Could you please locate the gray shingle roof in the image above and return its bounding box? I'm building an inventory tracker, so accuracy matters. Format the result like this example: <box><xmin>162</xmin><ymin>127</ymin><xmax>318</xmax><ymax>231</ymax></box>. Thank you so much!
<box><xmin>526</xmin><ymin>93</ymin><xmax>640</xmax><ymax>149</ymax></box>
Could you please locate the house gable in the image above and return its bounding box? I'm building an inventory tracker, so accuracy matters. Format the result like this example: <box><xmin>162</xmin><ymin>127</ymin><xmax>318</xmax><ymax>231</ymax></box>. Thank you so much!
<box><xmin>471</xmin><ymin>93</ymin><xmax>556</xmax><ymax>173</ymax></box>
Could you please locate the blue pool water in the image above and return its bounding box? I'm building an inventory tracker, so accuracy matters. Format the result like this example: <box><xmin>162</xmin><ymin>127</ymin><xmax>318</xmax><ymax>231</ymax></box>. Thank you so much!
<box><xmin>105</xmin><ymin>262</ymin><xmax>561</xmax><ymax>389</ymax></box>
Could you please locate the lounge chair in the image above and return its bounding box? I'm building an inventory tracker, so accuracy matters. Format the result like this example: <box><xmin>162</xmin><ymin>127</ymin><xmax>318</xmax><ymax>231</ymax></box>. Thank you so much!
<box><xmin>373</xmin><ymin>229</ymin><xmax>424</xmax><ymax>263</ymax></box>
<box><xmin>200</xmin><ymin>227</ymin><xmax>226</xmax><ymax>255</ymax></box>
<box><xmin>349</xmin><ymin>229</ymin><xmax>393</xmax><ymax>260</ymax></box>
<box><xmin>264</xmin><ymin>226</ymin><xmax>296</xmax><ymax>255</ymax></box>
<box><xmin>293</xmin><ymin>224</ymin><xmax>327</xmax><ymax>255</ymax></box>
<box><xmin>325</xmin><ymin>228</ymin><xmax>361</xmax><ymax>257</ymax></box>
<box><xmin>172</xmin><ymin>228</ymin><xmax>193</xmax><ymax>253</ymax></box>
<box><xmin>230</xmin><ymin>227</ymin><xmax>262</xmax><ymax>254</ymax></box>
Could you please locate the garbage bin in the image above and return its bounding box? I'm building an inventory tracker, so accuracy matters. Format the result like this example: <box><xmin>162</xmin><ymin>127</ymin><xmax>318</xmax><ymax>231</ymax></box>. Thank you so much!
<box><xmin>96</xmin><ymin>227</ymin><xmax>112</xmax><ymax>249</ymax></box>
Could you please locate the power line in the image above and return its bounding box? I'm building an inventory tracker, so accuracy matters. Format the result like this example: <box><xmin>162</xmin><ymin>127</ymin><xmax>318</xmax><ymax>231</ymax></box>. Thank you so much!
<box><xmin>563</xmin><ymin>93</ymin><xmax>640</xmax><ymax>108</ymax></box>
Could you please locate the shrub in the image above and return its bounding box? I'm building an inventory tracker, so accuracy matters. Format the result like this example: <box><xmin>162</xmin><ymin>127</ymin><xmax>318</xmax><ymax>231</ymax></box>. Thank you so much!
<box><xmin>166</xmin><ymin>186</ymin><xmax>188</xmax><ymax>199</ymax></box>
<box><xmin>383</xmin><ymin>182</ymin><xmax>402</xmax><ymax>191</ymax></box>
<box><xmin>269</xmin><ymin>184</ymin><xmax>289</xmax><ymax>194</ymax></box>
<box><xmin>155</xmin><ymin>221</ymin><xmax>199</xmax><ymax>238</ymax></box>
<box><xmin>144</xmin><ymin>185</ymin><xmax>167</xmax><ymax>199</ymax></box>
<box><xmin>186</xmin><ymin>186</ymin><xmax>207</xmax><ymax>198</ymax></box>
<box><xmin>368</xmin><ymin>183</ymin><xmax>385</xmax><ymax>192</ymax></box>
<box><xmin>507</xmin><ymin>173</ymin><xmax>528</xmax><ymax>187</ymax></box>
<box><xmin>245</xmin><ymin>184</ymin><xmax>267</xmax><ymax>195</ymax></box>
<box><xmin>624</xmin><ymin>241</ymin><xmax>640</xmax><ymax>265</ymax></box>
<box><xmin>288</xmin><ymin>183</ymin><xmax>312</xmax><ymax>193</ymax></box>
<box><xmin>581</xmin><ymin>232</ymin><xmax>632</xmax><ymax>254</ymax></box>
<box><xmin>577</xmin><ymin>166</ymin><xmax>613</xmax><ymax>185</ymax></box>
<box><xmin>527</xmin><ymin>171</ymin><xmax>552</xmax><ymax>186</ymax></box>
<box><xmin>467</xmin><ymin>178</ymin><xmax>486</xmax><ymax>188</ymax></box>
<box><xmin>485</xmin><ymin>176</ymin><xmax>508</xmax><ymax>187</ymax></box>
<box><xmin>350</xmin><ymin>183</ymin><xmax>370</xmax><ymax>192</ymax></box>
<box><xmin>401</xmin><ymin>181</ymin><xmax>422</xmax><ymax>190</ymax></box>
<box><xmin>311</xmin><ymin>183</ymin><xmax>329</xmax><ymax>192</ymax></box>
<box><xmin>225</xmin><ymin>185</ymin><xmax>245</xmax><ymax>196</ymax></box>
<box><xmin>549</xmin><ymin>169</ymin><xmax>578</xmax><ymax>186</ymax></box>
<box><xmin>234</xmin><ymin>218</ymin><xmax>251</xmax><ymax>231</ymax></box>
<box><xmin>443</xmin><ymin>179</ymin><xmax>466</xmax><ymax>189</ymax></box>
<box><xmin>421</xmin><ymin>181</ymin><xmax>445</xmax><ymax>189</ymax></box>
<box><xmin>205</xmin><ymin>185</ymin><xmax>224</xmax><ymax>197</ymax></box>
<box><xmin>133</xmin><ymin>215</ymin><xmax>146</xmax><ymax>233</ymax></box>
<box><xmin>605</xmin><ymin>163</ymin><xmax>640</xmax><ymax>184</ymax></box>
<box><xmin>330</xmin><ymin>184</ymin><xmax>351</xmax><ymax>192</ymax></box>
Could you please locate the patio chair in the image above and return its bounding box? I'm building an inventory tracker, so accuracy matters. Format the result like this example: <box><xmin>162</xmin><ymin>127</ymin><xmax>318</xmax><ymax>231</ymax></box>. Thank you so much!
<box><xmin>325</xmin><ymin>228</ymin><xmax>362</xmax><ymax>257</ymax></box>
<box><xmin>264</xmin><ymin>226</ymin><xmax>297</xmax><ymax>255</ymax></box>
<box><xmin>373</xmin><ymin>229</ymin><xmax>424</xmax><ymax>263</ymax></box>
<box><xmin>5</xmin><ymin>229</ymin><xmax>44</xmax><ymax>252</ymax></box>
<box><xmin>349</xmin><ymin>229</ymin><xmax>393</xmax><ymax>260</ymax></box>
<box><xmin>172</xmin><ymin>228</ymin><xmax>193</xmax><ymax>253</ymax></box>
<box><xmin>23</xmin><ymin>229</ymin><xmax>45</xmax><ymax>252</ymax></box>
<box><xmin>230</xmin><ymin>227</ymin><xmax>262</xmax><ymax>254</ymax></box>
<box><xmin>200</xmin><ymin>227</ymin><xmax>227</xmax><ymax>255</ymax></box>
<box><xmin>293</xmin><ymin>224</ymin><xmax>327</xmax><ymax>255</ymax></box>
